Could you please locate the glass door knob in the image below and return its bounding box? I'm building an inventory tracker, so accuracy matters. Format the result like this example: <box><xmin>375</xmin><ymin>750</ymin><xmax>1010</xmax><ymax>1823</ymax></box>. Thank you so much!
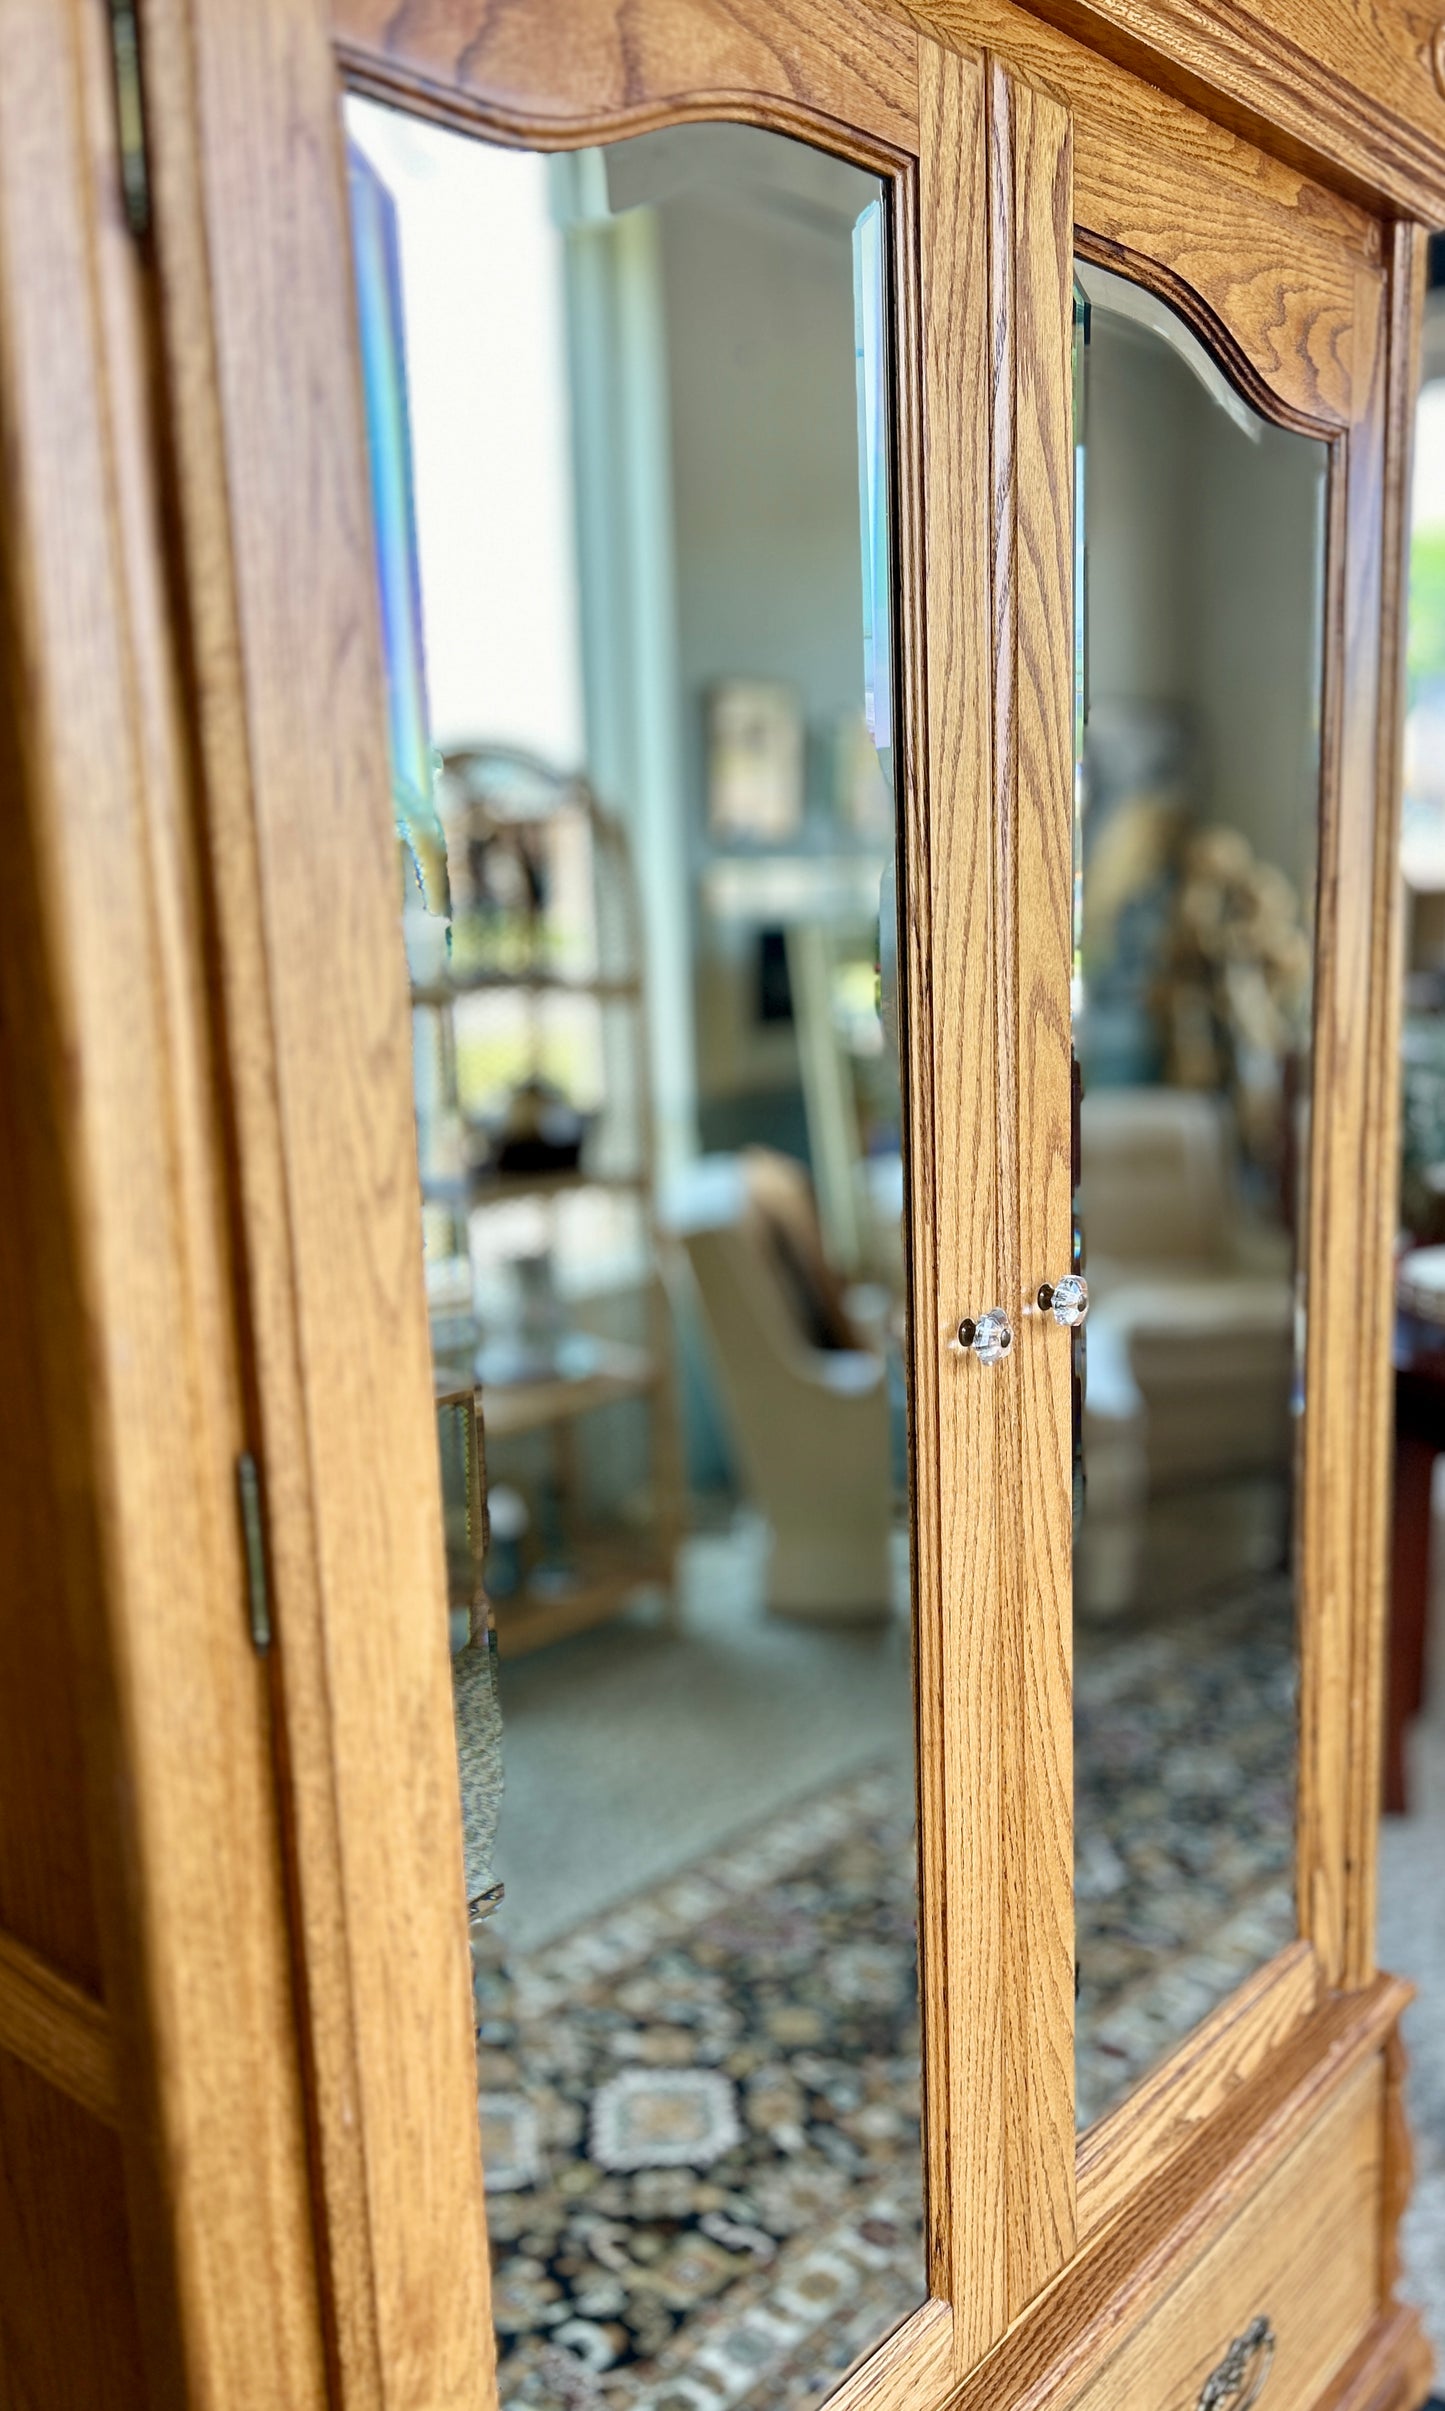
<box><xmin>955</xmin><ymin>1308</ymin><xmax>1013</xmax><ymax>1365</ymax></box>
<box><xmin>1037</xmin><ymin>1274</ymin><xmax>1088</xmax><ymax>1326</ymax></box>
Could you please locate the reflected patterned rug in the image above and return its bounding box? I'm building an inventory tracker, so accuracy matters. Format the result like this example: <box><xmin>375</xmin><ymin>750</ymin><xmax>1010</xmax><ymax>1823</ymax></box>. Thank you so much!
<box><xmin>1074</xmin><ymin>1573</ymin><xmax>1297</xmax><ymax>2125</ymax></box>
<box><xmin>473</xmin><ymin>1767</ymin><xmax>924</xmax><ymax>2411</ymax></box>
<box><xmin>469</xmin><ymin>1568</ymin><xmax>1299</xmax><ymax>2407</ymax></box>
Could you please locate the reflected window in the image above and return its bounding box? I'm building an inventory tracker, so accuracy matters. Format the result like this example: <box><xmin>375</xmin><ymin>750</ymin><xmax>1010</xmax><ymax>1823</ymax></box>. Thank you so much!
<box><xmin>1072</xmin><ymin>264</ymin><xmax>1325</xmax><ymax>2125</ymax></box>
<box><xmin>348</xmin><ymin>100</ymin><xmax>922</xmax><ymax>2408</ymax></box>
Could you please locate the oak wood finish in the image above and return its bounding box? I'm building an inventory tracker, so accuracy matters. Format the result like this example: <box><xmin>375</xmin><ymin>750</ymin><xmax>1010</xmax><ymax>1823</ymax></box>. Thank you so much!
<box><xmin>944</xmin><ymin>1979</ymin><xmax>1414</xmax><ymax>2411</ymax></box>
<box><xmin>1318</xmin><ymin>2303</ymin><xmax>1436</xmax><ymax>2411</ymax></box>
<box><xmin>60</xmin><ymin>0</ymin><xmax>1432</xmax><ymax>2402</ymax></box>
<box><xmin>908</xmin><ymin>0</ymin><xmax>1381</xmax><ymax>433</ymax></box>
<box><xmin>991</xmin><ymin>0</ymin><xmax>1445</xmax><ymax>225</ymax></box>
<box><xmin>335</xmin><ymin>0</ymin><xmax>919</xmax><ymax>155</ymax></box>
<box><xmin>1065</xmin><ymin>2054</ymin><xmax>1384</xmax><ymax>2411</ymax></box>
<box><xmin>915</xmin><ymin>36</ymin><xmax>1008</xmax><ymax>2354</ymax></box>
<box><xmin>987</xmin><ymin>52</ymin><xmax>1079</xmax><ymax>2312</ymax></box>
<box><xmin>0</xmin><ymin>1933</ymin><xmax>116</xmax><ymax>2128</ymax></box>
<box><xmin>1296</xmin><ymin>225</ymin><xmax>1416</xmax><ymax>1994</ymax></box>
<box><xmin>0</xmin><ymin>2055</ymin><xmax>150</xmax><ymax>2411</ymax></box>
<box><xmin>0</xmin><ymin>0</ymin><xmax>332</xmax><ymax>2403</ymax></box>
<box><xmin>137</xmin><ymin>0</ymin><xmax>497</xmax><ymax>2400</ymax></box>
<box><xmin>1075</xmin><ymin>1943</ymin><xmax>1322</xmax><ymax>2242</ymax></box>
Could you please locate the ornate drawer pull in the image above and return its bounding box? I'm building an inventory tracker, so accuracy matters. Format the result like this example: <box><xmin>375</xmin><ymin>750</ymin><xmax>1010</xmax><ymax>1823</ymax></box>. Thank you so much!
<box><xmin>1197</xmin><ymin>2316</ymin><xmax>1276</xmax><ymax>2411</ymax></box>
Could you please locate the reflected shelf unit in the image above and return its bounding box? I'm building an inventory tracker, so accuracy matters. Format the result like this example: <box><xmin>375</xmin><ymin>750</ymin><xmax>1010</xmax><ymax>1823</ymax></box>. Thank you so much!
<box><xmin>412</xmin><ymin>747</ymin><xmax>684</xmax><ymax>1661</ymax></box>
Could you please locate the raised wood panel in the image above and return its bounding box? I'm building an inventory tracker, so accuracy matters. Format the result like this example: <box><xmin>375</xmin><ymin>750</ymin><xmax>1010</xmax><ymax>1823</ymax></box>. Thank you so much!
<box><xmin>335</xmin><ymin>0</ymin><xmax>918</xmax><ymax>156</ymax></box>
<box><xmin>0</xmin><ymin>943</ymin><xmax>104</xmax><ymax>1997</ymax></box>
<box><xmin>946</xmin><ymin>1979</ymin><xmax>1409</xmax><ymax>2411</ymax></box>
<box><xmin>909</xmin><ymin>0</ymin><xmax>1379</xmax><ymax>432</ymax></box>
<box><xmin>1066</xmin><ymin>2054</ymin><xmax>1382</xmax><ymax>2411</ymax></box>
<box><xmin>0</xmin><ymin>2054</ymin><xmax>149</xmax><ymax>2411</ymax></box>
<box><xmin>989</xmin><ymin>56</ymin><xmax>1078</xmax><ymax>2312</ymax></box>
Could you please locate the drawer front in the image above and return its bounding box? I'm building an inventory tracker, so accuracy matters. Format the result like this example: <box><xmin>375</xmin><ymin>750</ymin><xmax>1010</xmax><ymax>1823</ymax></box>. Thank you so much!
<box><xmin>1073</xmin><ymin>2056</ymin><xmax>1384</xmax><ymax>2411</ymax></box>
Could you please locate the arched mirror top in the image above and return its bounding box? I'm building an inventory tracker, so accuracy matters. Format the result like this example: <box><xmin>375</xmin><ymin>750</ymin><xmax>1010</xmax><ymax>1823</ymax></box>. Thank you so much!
<box><xmin>1074</xmin><ymin>228</ymin><xmax>1361</xmax><ymax>440</ymax></box>
<box><xmin>333</xmin><ymin>0</ymin><xmax>921</xmax><ymax>168</ymax></box>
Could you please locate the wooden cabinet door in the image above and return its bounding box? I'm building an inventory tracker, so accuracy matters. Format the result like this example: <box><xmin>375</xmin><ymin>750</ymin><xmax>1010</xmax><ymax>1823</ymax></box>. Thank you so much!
<box><xmin>0</xmin><ymin>0</ymin><xmax>1428</xmax><ymax>2404</ymax></box>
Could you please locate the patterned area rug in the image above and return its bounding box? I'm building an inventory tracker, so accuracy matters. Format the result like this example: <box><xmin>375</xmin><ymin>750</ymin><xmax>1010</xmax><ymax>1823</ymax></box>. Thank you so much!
<box><xmin>470</xmin><ymin>1565</ymin><xmax>1298</xmax><ymax>2408</ymax></box>
<box><xmin>474</xmin><ymin>1768</ymin><xmax>924</xmax><ymax>2411</ymax></box>
<box><xmin>1074</xmin><ymin>1572</ymin><xmax>1297</xmax><ymax>2124</ymax></box>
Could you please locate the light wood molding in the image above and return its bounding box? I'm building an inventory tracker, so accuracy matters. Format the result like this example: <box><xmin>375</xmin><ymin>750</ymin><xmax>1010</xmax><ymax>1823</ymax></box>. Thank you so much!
<box><xmin>825</xmin><ymin>2298</ymin><xmax>955</xmax><ymax>2411</ymax></box>
<box><xmin>0</xmin><ymin>1930</ymin><xmax>116</xmax><ymax>2129</ymax></box>
<box><xmin>139</xmin><ymin>0</ymin><xmax>496</xmax><ymax>2398</ymax></box>
<box><xmin>1076</xmin><ymin>1943</ymin><xmax>1322</xmax><ymax>2241</ymax></box>
<box><xmin>124</xmin><ymin>0</ymin><xmax>1426</xmax><ymax>2400</ymax></box>
<box><xmin>334</xmin><ymin>0</ymin><xmax>919</xmax><ymax>158</ymax></box>
<box><xmin>968</xmin><ymin>0</ymin><xmax>1445</xmax><ymax>224</ymax></box>
<box><xmin>914</xmin><ymin>35</ymin><xmax>1007</xmax><ymax>2359</ymax></box>
<box><xmin>1295</xmin><ymin>230</ymin><xmax>1414</xmax><ymax>1994</ymax></box>
<box><xmin>0</xmin><ymin>0</ymin><xmax>330</xmax><ymax>2401</ymax></box>
<box><xmin>988</xmin><ymin>51</ymin><xmax>1079</xmax><ymax>2315</ymax></box>
<box><xmin>1065</xmin><ymin>2054</ymin><xmax>1384</xmax><ymax>2411</ymax></box>
<box><xmin>911</xmin><ymin>0</ymin><xmax>1380</xmax><ymax>433</ymax></box>
<box><xmin>946</xmin><ymin>1978</ymin><xmax>1411</xmax><ymax>2411</ymax></box>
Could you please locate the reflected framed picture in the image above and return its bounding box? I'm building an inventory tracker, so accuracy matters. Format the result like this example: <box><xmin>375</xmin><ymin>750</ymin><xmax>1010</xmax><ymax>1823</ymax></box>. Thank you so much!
<box><xmin>706</xmin><ymin>679</ymin><xmax>804</xmax><ymax>843</ymax></box>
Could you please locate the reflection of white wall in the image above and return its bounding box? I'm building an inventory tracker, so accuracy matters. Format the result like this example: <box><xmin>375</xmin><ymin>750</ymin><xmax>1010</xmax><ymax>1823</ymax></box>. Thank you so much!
<box><xmin>661</xmin><ymin>188</ymin><xmax>866</xmax><ymax>789</ymax></box>
<box><xmin>1086</xmin><ymin>310</ymin><xmax>1325</xmax><ymax>900</ymax></box>
<box><xmin>346</xmin><ymin>99</ymin><xmax>583</xmax><ymax>762</ymax></box>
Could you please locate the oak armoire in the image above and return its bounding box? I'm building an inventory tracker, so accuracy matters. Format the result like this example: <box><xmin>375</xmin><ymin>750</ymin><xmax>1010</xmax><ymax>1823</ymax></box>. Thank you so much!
<box><xmin>0</xmin><ymin>0</ymin><xmax>1438</xmax><ymax>2409</ymax></box>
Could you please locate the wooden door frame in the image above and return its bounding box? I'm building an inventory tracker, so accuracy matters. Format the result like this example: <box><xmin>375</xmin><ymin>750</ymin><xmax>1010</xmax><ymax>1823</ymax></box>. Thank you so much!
<box><xmin>0</xmin><ymin>0</ymin><xmax>329</xmax><ymax>2403</ymax></box>
<box><xmin>108</xmin><ymin>0</ymin><xmax>1426</xmax><ymax>2403</ymax></box>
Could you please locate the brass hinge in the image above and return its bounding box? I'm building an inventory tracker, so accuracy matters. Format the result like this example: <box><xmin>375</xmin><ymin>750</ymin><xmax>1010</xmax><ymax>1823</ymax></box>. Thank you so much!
<box><xmin>236</xmin><ymin>1453</ymin><xmax>273</xmax><ymax>1653</ymax></box>
<box><xmin>106</xmin><ymin>0</ymin><xmax>149</xmax><ymax>238</ymax></box>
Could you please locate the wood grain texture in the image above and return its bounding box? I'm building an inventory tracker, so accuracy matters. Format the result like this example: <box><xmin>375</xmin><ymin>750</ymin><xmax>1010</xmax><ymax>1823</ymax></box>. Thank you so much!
<box><xmin>141</xmin><ymin>0</ymin><xmax>497</xmax><ymax>2401</ymax></box>
<box><xmin>335</xmin><ymin>0</ymin><xmax>918</xmax><ymax>157</ymax></box>
<box><xmin>124</xmin><ymin>0</ymin><xmax>1422</xmax><ymax>2397</ymax></box>
<box><xmin>0</xmin><ymin>1931</ymin><xmax>116</xmax><ymax>2128</ymax></box>
<box><xmin>944</xmin><ymin>1978</ymin><xmax>1408</xmax><ymax>2411</ymax></box>
<box><xmin>1076</xmin><ymin>1942</ymin><xmax>1321</xmax><ymax>2242</ymax></box>
<box><xmin>0</xmin><ymin>2053</ymin><xmax>149</xmax><ymax>2411</ymax></box>
<box><xmin>958</xmin><ymin>0</ymin><xmax>1445</xmax><ymax>224</ymax></box>
<box><xmin>988</xmin><ymin>56</ymin><xmax>1078</xmax><ymax>2313</ymax></box>
<box><xmin>0</xmin><ymin>0</ymin><xmax>329</xmax><ymax>2403</ymax></box>
<box><xmin>907</xmin><ymin>0</ymin><xmax>1379</xmax><ymax>431</ymax></box>
<box><xmin>825</xmin><ymin>2298</ymin><xmax>955</xmax><ymax>2411</ymax></box>
<box><xmin>1296</xmin><ymin>234</ymin><xmax>1414</xmax><ymax>1993</ymax></box>
<box><xmin>1340</xmin><ymin>220</ymin><xmax>1426</xmax><ymax>1990</ymax></box>
<box><xmin>1064</xmin><ymin>2054</ymin><xmax>1383</xmax><ymax>2411</ymax></box>
<box><xmin>916</xmin><ymin>34</ymin><xmax>1009</xmax><ymax>2363</ymax></box>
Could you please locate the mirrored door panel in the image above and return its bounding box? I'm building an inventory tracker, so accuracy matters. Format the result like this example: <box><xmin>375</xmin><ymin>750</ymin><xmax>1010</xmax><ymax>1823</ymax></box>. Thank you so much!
<box><xmin>1071</xmin><ymin>263</ymin><xmax>1327</xmax><ymax>2125</ymax></box>
<box><xmin>347</xmin><ymin>100</ymin><xmax>923</xmax><ymax>2408</ymax></box>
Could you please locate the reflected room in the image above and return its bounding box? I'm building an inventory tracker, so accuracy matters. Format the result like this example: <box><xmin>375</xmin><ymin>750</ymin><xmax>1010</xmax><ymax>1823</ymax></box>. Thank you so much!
<box><xmin>1071</xmin><ymin>265</ymin><xmax>1324</xmax><ymax>2123</ymax></box>
<box><xmin>348</xmin><ymin>104</ymin><xmax>922</xmax><ymax>2411</ymax></box>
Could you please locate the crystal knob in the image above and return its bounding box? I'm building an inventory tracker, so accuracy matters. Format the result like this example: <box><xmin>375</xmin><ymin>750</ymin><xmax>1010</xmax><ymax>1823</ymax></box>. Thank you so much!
<box><xmin>955</xmin><ymin>1308</ymin><xmax>1013</xmax><ymax>1365</ymax></box>
<box><xmin>1036</xmin><ymin>1274</ymin><xmax>1088</xmax><ymax>1327</ymax></box>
